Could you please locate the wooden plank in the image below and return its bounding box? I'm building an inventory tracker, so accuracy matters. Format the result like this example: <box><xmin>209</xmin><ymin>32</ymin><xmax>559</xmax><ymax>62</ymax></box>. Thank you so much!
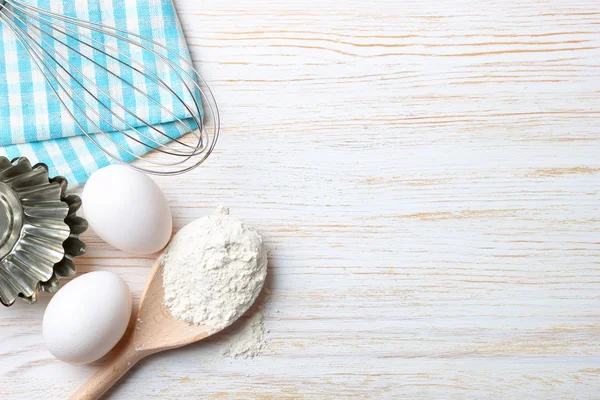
<box><xmin>1</xmin><ymin>0</ymin><xmax>599</xmax><ymax>398</ymax></box>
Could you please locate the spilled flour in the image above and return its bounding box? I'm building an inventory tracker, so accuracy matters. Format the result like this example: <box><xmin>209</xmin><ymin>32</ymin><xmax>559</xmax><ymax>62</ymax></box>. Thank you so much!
<box><xmin>219</xmin><ymin>287</ymin><xmax>272</xmax><ymax>359</ymax></box>
<box><xmin>220</xmin><ymin>309</ymin><xmax>270</xmax><ymax>359</ymax></box>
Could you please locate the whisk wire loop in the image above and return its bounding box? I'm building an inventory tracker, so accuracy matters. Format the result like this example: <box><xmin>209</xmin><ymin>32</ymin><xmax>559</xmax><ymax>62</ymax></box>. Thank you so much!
<box><xmin>0</xmin><ymin>0</ymin><xmax>219</xmax><ymax>175</ymax></box>
<box><xmin>3</xmin><ymin>9</ymin><xmax>189</xmax><ymax>158</ymax></box>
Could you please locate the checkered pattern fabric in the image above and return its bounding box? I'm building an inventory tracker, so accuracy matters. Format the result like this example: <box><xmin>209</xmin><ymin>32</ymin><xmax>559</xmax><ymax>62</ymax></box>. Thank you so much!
<box><xmin>0</xmin><ymin>0</ymin><xmax>199</xmax><ymax>186</ymax></box>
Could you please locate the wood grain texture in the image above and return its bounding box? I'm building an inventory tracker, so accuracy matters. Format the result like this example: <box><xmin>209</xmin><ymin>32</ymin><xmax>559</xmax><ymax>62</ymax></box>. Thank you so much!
<box><xmin>1</xmin><ymin>0</ymin><xmax>600</xmax><ymax>398</ymax></box>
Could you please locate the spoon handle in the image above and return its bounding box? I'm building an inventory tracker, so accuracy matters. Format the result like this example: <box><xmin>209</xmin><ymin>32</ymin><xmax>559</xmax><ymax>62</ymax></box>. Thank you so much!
<box><xmin>69</xmin><ymin>336</ymin><xmax>148</xmax><ymax>400</ymax></box>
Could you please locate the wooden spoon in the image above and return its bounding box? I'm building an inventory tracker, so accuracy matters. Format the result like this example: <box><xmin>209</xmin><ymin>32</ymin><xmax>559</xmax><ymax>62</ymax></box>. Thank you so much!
<box><xmin>70</xmin><ymin>253</ymin><xmax>263</xmax><ymax>400</ymax></box>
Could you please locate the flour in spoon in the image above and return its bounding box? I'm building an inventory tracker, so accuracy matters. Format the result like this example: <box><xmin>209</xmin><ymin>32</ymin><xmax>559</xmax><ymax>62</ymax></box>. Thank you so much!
<box><xmin>162</xmin><ymin>206</ymin><xmax>267</xmax><ymax>331</ymax></box>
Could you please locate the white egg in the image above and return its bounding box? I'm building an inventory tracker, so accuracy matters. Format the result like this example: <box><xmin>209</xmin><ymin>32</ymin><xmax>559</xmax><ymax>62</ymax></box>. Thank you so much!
<box><xmin>83</xmin><ymin>165</ymin><xmax>172</xmax><ymax>254</ymax></box>
<box><xmin>43</xmin><ymin>271</ymin><xmax>132</xmax><ymax>365</ymax></box>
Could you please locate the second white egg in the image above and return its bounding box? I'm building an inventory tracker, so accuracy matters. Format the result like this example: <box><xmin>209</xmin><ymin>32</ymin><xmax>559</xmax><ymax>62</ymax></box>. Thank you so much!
<box><xmin>43</xmin><ymin>271</ymin><xmax>132</xmax><ymax>365</ymax></box>
<box><xmin>83</xmin><ymin>165</ymin><xmax>172</xmax><ymax>254</ymax></box>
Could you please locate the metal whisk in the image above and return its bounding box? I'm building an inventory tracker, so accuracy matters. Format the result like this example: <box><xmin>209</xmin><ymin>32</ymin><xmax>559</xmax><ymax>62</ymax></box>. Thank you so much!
<box><xmin>0</xmin><ymin>0</ymin><xmax>219</xmax><ymax>175</ymax></box>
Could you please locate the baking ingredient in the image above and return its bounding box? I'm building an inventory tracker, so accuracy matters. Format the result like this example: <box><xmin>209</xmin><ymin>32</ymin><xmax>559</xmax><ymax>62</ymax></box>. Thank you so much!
<box><xmin>220</xmin><ymin>309</ymin><xmax>270</xmax><ymax>359</ymax></box>
<box><xmin>221</xmin><ymin>288</ymin><xmax>271</xmax><ymax>359</ymax></box>
<box><xmin>42</xmin><ymin>271</ymin><xmax>132</xmax><ymax>365</ymax></box>
<box><xmin>82</xmin><ymin>165</ymin><xmax>172</xmax><ymax>255</ymax></box>
<box><xmin>163</xmin><ymin>206</ymin><xmax>267</xmax><ymax>331</ymax></box>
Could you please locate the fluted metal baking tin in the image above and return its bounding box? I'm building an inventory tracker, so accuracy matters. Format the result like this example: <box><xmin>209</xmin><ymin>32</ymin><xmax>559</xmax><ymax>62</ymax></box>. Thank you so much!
<box><xmin>0</xmin><ymin>157</ymin><xmax>87</xmax><ymax>306</ymax></box>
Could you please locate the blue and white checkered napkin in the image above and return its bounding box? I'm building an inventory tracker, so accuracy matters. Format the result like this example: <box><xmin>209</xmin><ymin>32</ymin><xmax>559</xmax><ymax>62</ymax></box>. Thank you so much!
<box><xmin>0</xmin><ymin>0</ymin><xmax>199</xmax><ymax>186</ymax></box>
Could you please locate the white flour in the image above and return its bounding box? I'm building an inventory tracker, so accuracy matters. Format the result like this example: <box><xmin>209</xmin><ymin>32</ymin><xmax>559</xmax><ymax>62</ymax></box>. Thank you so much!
<box><xmin>220</xmin><ymin>288</ymin><xmax>272</xmax><ymax>359</ymax></box>
<box><xmin>220</xmin><ymin>309</ymin><xmax>270</xmax><ymax>359</ymax></box>
<box><xmin>162</xmin><ymin>206</ymin><xmax>267</xmax><ymax>331</ymax></box>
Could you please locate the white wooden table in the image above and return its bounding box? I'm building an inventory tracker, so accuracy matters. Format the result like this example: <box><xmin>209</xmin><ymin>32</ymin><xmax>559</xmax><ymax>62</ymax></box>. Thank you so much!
<box><xmin>2</xmin><ymin>0</ymin><xmax>600</xmax><ymax>398</ymax></box>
